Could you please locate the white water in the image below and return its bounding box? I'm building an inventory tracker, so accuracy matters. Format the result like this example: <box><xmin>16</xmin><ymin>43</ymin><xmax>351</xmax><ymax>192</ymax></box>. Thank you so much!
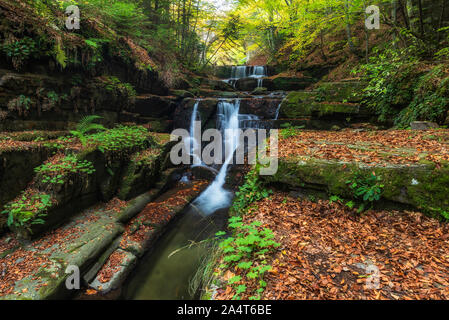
<box><xmin>224</xmin><ymin>66</ymin><xmax>267</xmax><ymax>88</ymax></box>
<box><xmin>184</xmin><ymin>100</ymin><xmax>202</xmax><ymax>166</ymax></box>
<box><xmin>274</xmin><ymin>96</ymin><xmax>289</xmax><ymax>120</ymax></box>
<box><xmin>194</xmin><ymin>100</ymin><xmax>241</xmax><ymax>214</ymax></box>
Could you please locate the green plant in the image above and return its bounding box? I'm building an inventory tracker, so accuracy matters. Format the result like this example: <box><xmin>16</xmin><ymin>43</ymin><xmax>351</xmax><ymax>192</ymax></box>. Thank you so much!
<box><xmin>103</xmin><ymin>76</ymin><xmax>137</xmax><ymax>98</ymax></box>
<box><xmin>279</xmin><ymin>123</ymin><xmax>304</xmax><ymax>139</ymax></box>
<box><xmin>7</xmin><ymin>95</ymin><xmax>33</xmax><ymax>116</ymax></box>
<box><xmin>1</xmin><ymin>37</ymin><xmax>38</xmax><ymax>70</ymax></box>
<box><xmin>34</xmin><ymin>154</ymin><xmax>95</xmax><ymax>186</ymax></box>
<box><xmin>70</xmin><ymin>115</ymin><xmax>106</xmax><ymax>146</ymax></box>
<box><xmin>87</xmin><ymin>125</ymin><xmax>150</xmax><ymax>154</ymax></box>
<box><xmin>346</xmin><ymin>171</ymin><xmax>384</xmax><ymax>213</ymax></box>
<box><xmin>231</xmin><ymin>165</ymin><xmax>272</xmax><ymax>216</ymax></box>
<box><xmin>2</xmin><ymin>192</ymin><xmax>53</xmax><ymax>231</ymax></box>
<box><xmin>329</xmin><ymin>195</ymin><xmax>344</xmax><ymax>204</ymax></box>
<box><xmin>216</xmin><ymin>217</ymin><xmax>280</xmax><ymax>300</ymax></box>
<box><xmin>394</xmin><ymin>66</ymin><xmax>449</xmax><ymax>128</ymax></box>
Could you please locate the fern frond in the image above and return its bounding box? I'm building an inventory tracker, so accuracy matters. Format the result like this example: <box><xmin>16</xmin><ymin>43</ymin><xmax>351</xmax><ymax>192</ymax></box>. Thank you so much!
<box><xmin>76</xmin><ymin>115</ymin><xmax>105</xmax><ymax>134</ymax></box>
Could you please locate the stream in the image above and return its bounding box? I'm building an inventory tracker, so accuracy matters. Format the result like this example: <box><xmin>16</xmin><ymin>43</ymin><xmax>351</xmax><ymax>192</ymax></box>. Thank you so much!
<box><xmin>121</xmin><ymin>66</ymin><xmax>277</xmax><ymax>300</ymax></box>
<box><xmin>122</xmin><ymin>200</ymin><xmax>229</xmax><ymax>300</ymax></box>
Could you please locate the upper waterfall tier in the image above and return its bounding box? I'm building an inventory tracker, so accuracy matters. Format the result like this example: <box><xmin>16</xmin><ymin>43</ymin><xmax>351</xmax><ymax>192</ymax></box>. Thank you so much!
<box><xmin>221</xmin><ymin>66</ymin><xmax>268</xmax><ymax>88</ymax></box>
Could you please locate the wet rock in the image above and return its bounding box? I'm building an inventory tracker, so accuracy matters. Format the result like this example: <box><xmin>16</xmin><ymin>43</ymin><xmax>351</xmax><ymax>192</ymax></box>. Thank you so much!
<box><xmin>197</xmin><ymin>90</ymin><xmax>248</xmax><ymax>99</ymax></box>
<box><xmin>191</xmin><ymin>166</ymin><xmax>218</xmax><ymax>181</ymax></box>
<box><xmin>173</xmin><ymin>98</ymin><xmax>218</xmax><ymax>130</ymax></box>
<box><xmin>239</xmin><ymin>98</ymin><xmax>283</xmax><ymax>119</ymax></box>
<box><xmin>235</xmin><ymin>78</ymin><xmax>258</xmax><ymax>91</ymax></box>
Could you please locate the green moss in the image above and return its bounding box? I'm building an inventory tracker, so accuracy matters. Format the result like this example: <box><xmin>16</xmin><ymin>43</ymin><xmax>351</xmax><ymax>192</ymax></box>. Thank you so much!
<box><xmin>315</xmin><ymin>81</ymin><xmax>366</xmax><ymax>103</ymax></box>
<box><xmin>272</xmin><ymin>77</ymin><xmax>315</xmax><ymax>91</ymax></box>
<box><xmin>279</xmin><ymin>92</ymin><xmax>360</xmax><ymax>119</ymax></box>
<box><xmin>117</xmin><ymin>149</ymin><xmax>162</xmax><ymax>200</ymax></box>
<box><xmin>262</xmin><ymin>156</ymin><xmax>449</xmax><ymax>218</ymax></box>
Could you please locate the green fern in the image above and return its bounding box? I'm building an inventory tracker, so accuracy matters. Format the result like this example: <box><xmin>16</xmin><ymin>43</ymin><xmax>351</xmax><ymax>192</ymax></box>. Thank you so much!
<box><xmin>70</xmin><ymin>115</ymin><xmax>106</xmax><ymax>146</ymax></box>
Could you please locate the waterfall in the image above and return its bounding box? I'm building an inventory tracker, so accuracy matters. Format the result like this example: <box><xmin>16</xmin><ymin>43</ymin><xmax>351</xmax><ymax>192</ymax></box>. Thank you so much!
<box><xmin>194</xmin><ymin>99</ymin><xmax>241</xmax><ymax>214</ymax></box>
<box><xmin>239</xmin><ymin>114</ymin><xmax>261</xmax><ymax>129</ymax></box>
<box><xmin>274</xmin><ymin>103</ymin><xmax>282</xmax><ymax>120</ymax></box>
<box><xmin>224</xmin><ymin>66</ymin><xmax>267</xmax><ymax>88</ymax></box>
<box><xmin>274</xmin><ymin>96</ymin><xmax>287</xmax><ymax>120</ymax></box>
<box><xmin>185</xmin><ymin>100</ymin><xmax>202</xmax><ymax>166</ymax></box>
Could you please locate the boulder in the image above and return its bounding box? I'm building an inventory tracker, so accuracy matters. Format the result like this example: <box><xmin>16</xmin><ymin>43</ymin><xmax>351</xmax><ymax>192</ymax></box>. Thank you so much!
<box><xmin>279</xmin><ymin>91</ymin><xmax>371</xmax><ymax>121</ymax></box>
<box><xmin>410</xmin><ymin>121</ymin><xmax>439</xmax><ymax>130</ymax></box>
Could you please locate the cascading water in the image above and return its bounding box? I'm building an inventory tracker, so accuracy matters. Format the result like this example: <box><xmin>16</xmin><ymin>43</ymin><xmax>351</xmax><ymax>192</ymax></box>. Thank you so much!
<box><xmin>194</xmin><ymin>99</ymin><xmax>241</xmax><ymax>214</ymax></box>
<box><xmin>224</xmin><ymin>65</ymin><xmax>267</xmax><ymax>88</ymax></box>
<box><xmin>184</xmin><ymin>100</ymin><xmax>202</xmax><ymax>166</ymax></box>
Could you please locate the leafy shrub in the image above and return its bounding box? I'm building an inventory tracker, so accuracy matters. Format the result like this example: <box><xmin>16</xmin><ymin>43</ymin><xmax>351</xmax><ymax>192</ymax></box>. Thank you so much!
<box><xmin>231</xmin><ymin>165</ymin><xmax>272</xmax><ymax>216</ymax></box>
<box><xmin>216</xmin><ymin>217</ymin><xmax>280</xmax><ymax>300</ymax></box>
<box><xmin>346</xmin><ymin>171</ymin><xmax>384</xmax><ymax>213</ymax></box>
<box><xmin>34</xmin><ymin>154</ymin><xmax>95</xmax><ymax>186</ymax></box>
<box><xmin>2</xmin><ymin>191</ymin><xmax>54</xmax><ymax>231</ymax></box>
<box><xmin>358</xmin><ymin>48</ymin><xmax>449</xmax><ymax>127</ymax></box>
<box><xmin>82</xmin><ymin>0</ymin><xmax>148</xmax><ymax>37</ymax></box>
<box><xmin>103</xmin><ymin>76</ymin><xmax>137</xmax><ymax>99</ymax></box>
<box><xmin>87</xmin><ymin>125</ymin><xmax>150</xmax><ymax>154</ymax></box>
<box><xmin>357</xmin><ymin>48</ymin><xmax>421</xmax><ymax>124</ymax></box>
<box><xmin>1</xmin><ymin>37</ymin><xmax>38</xmax><ymax>70</ymax></box>
<box><xmin>395</xmin><ymin>65</ymin><xmax>449</xmax><ymax>128</ymax></box>
<box><xmin>7</xmin><ymin>95</ymin><xmax>33</xmax><ymax>116</ymax></box>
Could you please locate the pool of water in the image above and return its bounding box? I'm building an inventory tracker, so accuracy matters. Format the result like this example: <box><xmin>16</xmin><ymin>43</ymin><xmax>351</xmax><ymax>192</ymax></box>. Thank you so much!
<box><xmin>121</xmin><ymin>201</ymin><xmax>229</xmax><ymax>300</ymax></box>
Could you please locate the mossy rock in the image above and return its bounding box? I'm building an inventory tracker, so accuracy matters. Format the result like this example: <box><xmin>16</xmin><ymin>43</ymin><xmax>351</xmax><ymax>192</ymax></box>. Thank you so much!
<box><xmin>279</xmin><ymin>91</ymin><xmax>361</xmax><ymax>119</ymax></box>
<box><xmin>251</xmin><ymin>87</ymin><xmax>268</xmax><ymax>95</ymax></box>
<box><xmin>171</xmin><ymin>90</ymin><xmax>195</xmax><ymax>99</ymax></box>
<box><xmin>261</xmin><ymin>156</ymin><xmax>449</xmax><ymax>216</ymax></box>
<box><xmin>117</xmin><ymin>149</ymin><xmax>163</xmax><ymax>200</ymax></box>
<box><xmin>0</xmin><ymin>145</ymin><xmax>54</xmax><ymax>212</ymax></box>
<box><xmin>315</xmin><ymin>81</ymin><xmax>366</xmax><ymax>103</ymax></box>
<box><xmin>272</xmin><ymin>77</ymin><xmax>316</xmax><ymax>91</ymax></box>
